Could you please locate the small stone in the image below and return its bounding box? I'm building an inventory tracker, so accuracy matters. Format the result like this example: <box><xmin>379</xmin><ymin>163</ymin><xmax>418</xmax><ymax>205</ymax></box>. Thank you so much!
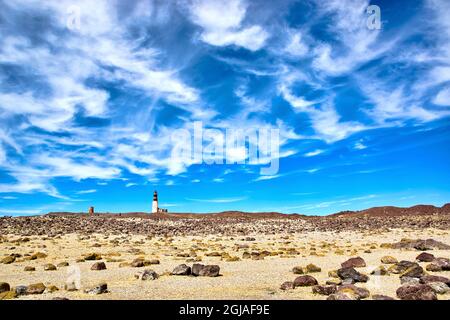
<box><xmin>305</xmin><ymin>264</ymin><xmax>321</xmax><ymax>273</ymax></box>
<box><xmin>420</xmin><ymin>275</ymin><xmax>450</xmax><ymax>286</ymax></box>
<box><xmin>57</xmin><ymin>262</ymin><xmax>69</xmax><ymax>267</ymax></box>
<box><xmin>328</xmin><ymin>270</ymin><xmax>339</xmax><ymax>278</ymax></box>
<box><xmin>292</xmin><ymin>266</ymin><xmax>304</xmax><ymax>274</ymax></box>
<box><xmin>380</xmin><ymin>256</ymin><xmax>398</xmax><ymax>264</ymax></box>
<box><xmin>426</xmin><ymin>282</ymin><xmax>449</xmax><ymax>295</ymax></box>
<box><xmin>399</xmin><ymin>264</ymin><xmax>424</xmax><ymax>279</ymax></box>
<box><xmin>396</xmin><ymin>284</ymin><xmax>437</xmax><ymax>300</ymax></box>
<box><xmin>135</xmin><ymin>269</ymin><xmax>159</xmax><ymax>280</ymax></box>
<box><xmin>389</xmin><ymin>260</ymin><xmax>418</xmax><ymax>274</ymax></box>
<box><xmin>280</xmin><ymin>281</ymin><xmax>295</xmax><ymax>290</ymax></box>
<box><xmin>0</xmin><ymin>291</ymin><xmax>17</xmax><ymax>300</ymax></box>
<box><xmin>0</xmin><ymin>282</ymin><xmax>10</xmax><ymax>293</ymax></box>
<box><xmin>370</xmin><ymin>265</ymin><xmax>389</xmax><ymax>275</ymax></box>
<box><xmin>192</xmin><ymin>263</ymin><xmax>205</xmax><ymax>276</ymax></box>
<box><xmin>1</xmin><ymin>256</ymin><xmax>15</xmax><ymax>264</ymax></box>
<box><xmin>44</xmin><ymin>263</ymin><xmax>57</xmax><ymax>271</ymax></box>
<box><xmin>172</xmin><ymin>264</ymin><xmax>191</xmax><ymax>275</ymax></box>
<box><xmin>84</xmin><ymin>283</ymin><xmax>108</xmax><ymax>295</ymax></box>
<box><xmin>337</xmin><ymin>284</ymin><xmax>370</xmax><ymax>300</ymax></box>
<box><xmin>91</xmin><ymin>262</ymin><xmax>106</xmax><ymax>270</ymax></box>
<box><xmin>341</xmin><ymin>257</ymin><xmax>366</xmax><ymax>268</ymax></box>
<box><xmin>401</xmin><ymin>276</ymin><xmax>421</xmax><ymax>285</ymax></box>
<box><xmin>24</xmin><ymin>266</ymin><xmax>35</xmax><ymax>271</ymax></box>
<box><xmin>426</xmin><ymin>257</ymin><xmax>450</xmax><ymax>272</ymax></box>
<box><xmin>53</xmin><ymin>297</ymin><xmax>69</xmax><ymax>300</ymax></box>
<box><xmin>26</xmin><ymin>283</ymin><xmax>46</xmax><ymax>295</ymax></box>
<box><xmin>327</xmin><ymin>293</ymin><xmax>354</xmax><ymax>300</ymax></box>
<box><xmin>337</xmin><ymin>267</ymin><xmax>369</xmax><ymax>283</ymax></box>
<box><xmin>372</xmin><ymin>294</ymin><xmax>395</xmax><ymax>300</ymax></box>
<box><xmin>199</xmin><ymin>265</ymin><xmax>220</xmax><ymax>277</ymax></box>
<box><xmin>84</xmin><ymin>253</ymin><xmax>102</xmax><ymax>260</ymax></box>
<box><xmin>131</xmin><ymin>258</ymin><xmax>145</xmax><ymax>268</ymax></box>
<box><xmin>45</xmin><ymin>285</ymin><xmax>59</xmax><ymax>293</ymax></box>
<box><xmin>15</xmin><ymin>285</ymin><xmax>27</xmax><ymax>296</ymax></box>
<box><xmin>64</xmin><ymin>282</ymin><xmax>78</xmax><ymax>291</ymax></box>
<box><xmin>293</xmin><ymin>275</ymin><xmax>318</xmax><ymax>287</ymax></box>
<box><xmin>416</xmin><ymin>252</ymin><xmax>435</xmax><ymax>262</ymax></box>
<box><xmin>31</xmin><ymin>252</ymin><xmax>47</xmax><ymax>260</ymax></box>
<box><xmin>312</xmin><ymin>284</ymin><xmax>337</xmax><ymax>295</ymax></box>
<box><xmin>325</xmin><ymin>279</ymin><xmax>342</xmax><ymax>286</ymax></box>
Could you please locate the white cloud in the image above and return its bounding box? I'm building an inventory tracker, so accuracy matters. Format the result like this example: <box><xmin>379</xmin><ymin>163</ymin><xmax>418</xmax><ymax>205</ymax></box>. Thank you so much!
<box><xmin>304</xmin><ymin>149</ymin><xmax>324</xmax><ymax>157</ymax></box>
<box><xmin>76</xmin><ymin>189</ymin><xmax>97</xmax><ymax>194</ymax></box>
<box><xmin>354</xmin><ymin>140</ymin><xmax>367</xmax><ymax>150</ymax></box>
<box><xmin>188</xmin><ymin>0</ymin><xmax>269</xmax><ymax>51</ymax></box>
<box><xmin>433</xmin><ymin>87</ymin><xmax>450</xmax><ymax>106</ymax></box>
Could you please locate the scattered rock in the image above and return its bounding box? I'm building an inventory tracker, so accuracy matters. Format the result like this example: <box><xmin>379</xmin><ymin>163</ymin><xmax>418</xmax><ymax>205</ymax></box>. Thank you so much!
<box><xmin>57</xmin><ymin>262</ymin><xmax>69</xmax><ymax>267</ymax></box>
<box><xmin>91</xmin><ymin>262</ymin><xmax>106</xmax><ymax>270</ymax></box>
<box><xmin>312</xmin><ymin>284</ymin><xmax>337</xmax><ymax>295</ymax></box>
<box><xmin>401</xmin><ymin>276</ymin><xmax>421</xmax><ymax>285</ymax></box>
<box><xmin>30</xmin><ymin>252</ymin><xmax>47</xmax><ymax>260</ymax></box>
<box><xmin>337</xmin><ymin>284</ymin><xmax>370</xmax><ymax>300</ymax></box>
<box><xmin>44</xmin><ymin>263</ymin><xmax>57</xmax><ymax>271</ymax></box>
<box><xmin>399</xmin><ymin>264</ymin><xmax>424</xmax><ymax>279</ymax></box>
<box><xmin>420</xmin><ymin>275</ymin><xmax>450</xmax><ymax>286</ymax></box>
<box><xmin>391</xmin><ymin>238</ymin><xmax>450</xmax><ymax>251</ymax></box>
<box><xmin>372</xmin><ymin>294</ymin><xmax>395</xmax><ymax>300</ymax></box>
<box><xmin>370</xmin><ymin>265</ymin><xmax>389</xmax><ymax>275</ymax></box>
<box><xmin>396</xmin><ymin>284</ymin><xmax>437</xmax><ymax>300</ymax></box>
<box><xmin>306</xmin><ymin>264</ymin><xmax>321</xmax><ymax>273</ymax></box>
<box><xmin>427</xmin><ymin>282</ymin><xmax>449</xmax><ymax>294</ymax></box>
<box><xmin>293</xmin><ymin>275</ymin><xmax>318</xmax><ymax>287</ymax></box>
<box><xmin>135</xmin><ymin>269</ymin><xmax>159</xmax><ymax>280</ymax></box>
<box><xmin>199</xmin><ymin>265</ymin><xmax>220</xmax><ymax>277</ymax></box>
<box><xmin>84</xmin><ymin>253</ymin><xmax>102</xmax><ymax>260</ymax></box>
<box><xmin>381</xmin><ymin>256</ymin><xmax>398</xmax><ymax>264</ymax></box>
<box><xmin>426</xmin><ymin>257</ymin><xmax>450</xmax><ymax>272</ymax></box>
<box><xmin>85</xmin><ymin>283</ymin><xmax>108</xmax><ymax>295</ymax></box>
<box><xmin>24</xmin><ymin>266</ymin><xmax>35</xmax><ymax>271</ymax></box>
<box><xmin>292</xmin><ymin>266</ymin><xmax>304</xmax><ymax>274</ymax></box>
<box><xmin>416</xmin><ymin>252</ymin><xmax>435</xmax><ymax>262</ymax></box>
<box><xmin>327</xmin><ymin>293</ymin><xmax>354</xmax><ymax>300</ymax></box>
<box><xmin>337</xmin><ymin>267</ymin><xmax>369</xmax><ymax>283</ymax></box>
<box><xmin>0</xmin><ymin>282</ymin><xmax>10</xmax><ymax>293</ymax></box>
<box><xmin>15</xmin><ymin>285</ymin><xmax>28</xmax><ymax>296</ymax></box>
<box><xmin>172</xmin><ymin>264</ymin><xmax>191</xmax><ymax>276</ymax></box>
<box><xmin>341</xmin><ymin>257</ymin><xmax>366</xmax><ymax>268</ymax></box>
<box><xmin>192</xmin><ymin>263</ymin><xmax>205</xmax><ymax>276</ymax></box>
<box><xmin>64</xmin><ymin>282</ymin><xmax>78</xmax><ymax>291</ymax></box>
<box><xmin>131</xmin><ymin>258</ymin><xmax>145</xmax><ymax>268</ymax></box>
<box><xmin>45</xmin><ymin>285</ymin><xmax>59</xmax><ymax>293</ymax></box>
<box><xmin>388</xmin><ymin>260</ymin><xmax>418</xmax><ymax>274</ymax></box>
<box><xmin>0</xmin><ymin>290</ymin><xmax>17</xmax><ymax>300</ymax></box>
<box><xmin>1</xmin><ymin>256</ymin><xmax>15</xmax><ymax>264</ymax></box>
<box><xmin>26</xmin><ymin>283</ymin><xmax>46</xmax><ymax>295</ymax></box>
<box><xmin>280</xmin><ymin>281</ymin><xmax>295</xmax><ymax>290</ymax></box>
<box><xmin>326</xmin><ymin>279</ymin><xmax>342</xmax><ymax>286</ymax></box>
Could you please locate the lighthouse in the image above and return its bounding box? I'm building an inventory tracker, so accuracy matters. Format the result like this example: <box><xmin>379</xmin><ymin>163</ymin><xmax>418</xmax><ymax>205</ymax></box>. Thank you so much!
<box><xmin>152</xmin><ymin>190</ymin><xmax>158</xmax><ymax>214</ymax></box>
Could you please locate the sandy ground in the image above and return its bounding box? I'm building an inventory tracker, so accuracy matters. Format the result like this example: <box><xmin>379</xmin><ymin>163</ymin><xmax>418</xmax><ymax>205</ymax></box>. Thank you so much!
<box><xmin>1</xmin><ymin>227</ymin><xmax>449</xmax><ymax>300</ymax></box>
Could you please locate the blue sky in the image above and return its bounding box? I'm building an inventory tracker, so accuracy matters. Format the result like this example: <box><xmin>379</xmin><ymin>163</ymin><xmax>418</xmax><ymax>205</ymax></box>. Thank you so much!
<box><xmin>0</xmin><ymin>0</ymin><xmax>449</xmax><ymax>216</ymax></box>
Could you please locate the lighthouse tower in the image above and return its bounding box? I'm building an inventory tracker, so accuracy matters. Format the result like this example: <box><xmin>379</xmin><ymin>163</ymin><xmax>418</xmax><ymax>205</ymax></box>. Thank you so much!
<box><xmin>152</xmin><ymin>190</ymin><xmax>158</xmax><ymax>214</ymax></box>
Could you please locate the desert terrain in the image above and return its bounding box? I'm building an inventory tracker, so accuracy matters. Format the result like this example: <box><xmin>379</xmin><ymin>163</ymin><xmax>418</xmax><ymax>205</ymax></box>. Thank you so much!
<box><xmin>1</xmin><ymin>204</ymin><xmax>450</xmax><ymax>300</ymax></box>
